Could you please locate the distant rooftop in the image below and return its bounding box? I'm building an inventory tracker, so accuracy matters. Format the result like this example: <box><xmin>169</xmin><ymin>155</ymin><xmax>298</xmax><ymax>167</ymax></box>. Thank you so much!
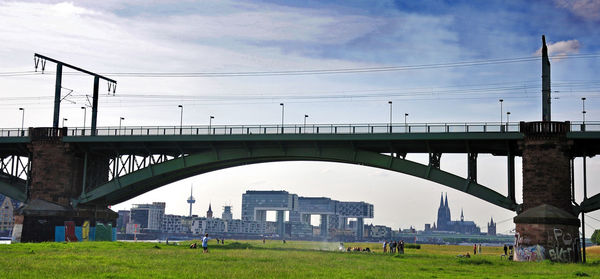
<box><xmin>244</xmin><ymin>190</ymin><xmax>290</xmax><ymax>195</ymax></box>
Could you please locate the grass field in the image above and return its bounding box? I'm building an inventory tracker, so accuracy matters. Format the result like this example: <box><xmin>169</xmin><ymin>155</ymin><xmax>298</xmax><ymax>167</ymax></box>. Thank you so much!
<box><xmin>1</xmin><ymin>240</ymin><xmax>599</xmax><ymax>278</ymax></box>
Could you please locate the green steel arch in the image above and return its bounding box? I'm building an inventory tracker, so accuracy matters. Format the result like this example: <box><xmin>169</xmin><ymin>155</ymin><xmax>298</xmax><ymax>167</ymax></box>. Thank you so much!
<box><xmin>74</xmin><ymin>145</ymin><xmax>519</xmax><ymax>211</ymax></box>
<box><xmin>0</xmin><ymin>176</ymin><xmax>26</xmax><ymax>202</ymax></box>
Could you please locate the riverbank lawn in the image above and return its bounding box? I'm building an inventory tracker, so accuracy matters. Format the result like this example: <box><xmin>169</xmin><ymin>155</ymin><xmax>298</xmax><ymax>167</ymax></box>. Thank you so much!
<box><xmin>0</xmin><ymin>240</ymin><xmax>599</xmax><ymax>278</ymax></box>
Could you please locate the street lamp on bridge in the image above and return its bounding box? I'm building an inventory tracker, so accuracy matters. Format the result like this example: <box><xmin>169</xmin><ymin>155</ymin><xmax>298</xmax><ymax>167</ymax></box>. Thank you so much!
<box><xmin>119</xmin><ymin>117</ymin><xmax>124</xmax><ymax>135</ymax></box>
<box><xmin>209</xmin><ymin>116</ymin><xmax>214</xmax><ymax>134</ymax></box>
<box><xmin>18</xmin><ymin>108</ymin><xmax>24</xmax><ymax>134</ymax></box>
<box><xmin>582</xmin><ymin>97</ymin><xmax>587</xmax><ymax>125</ymax></box>
<box><xmin>506</xmin><ymin>112</ymin><xmax>511</xmax><ymax>130</ymax></box>
<box><xmin>280</xmin><ymin>103</ymin><xmax>285</xmax><ymax>134</ymax></box>
<box><xmin>178</xmin><ymin>105</ymin><xmax>183</xmax><ymax>135</ymax></box>
<box><xmin>304</xmin><ymin>114</ymin><xmax>309</xmax><ymax>131</ymax></box>
<box><xmin>499</xmin><ymin>99</ymin><xmax>504</xmax><ymax>123</ymax></box>
<box><xmin>388</xmin><ymin>101</ymin><xmax>393</xmax><ymax>133</ymax></box>
<box><xmin>81</xmin><ymin>107</ymin><xmax>87</xmax><ymax>135</ymax></box>
<box><xmin>404</xmin><ymin>113</ymin><xmax>409</xmax><ymax>132</ymax></box>
<box><xmin>62</xmin><ymin>118</ymin><xmax>68</xmax><ymax>128</ymax></box>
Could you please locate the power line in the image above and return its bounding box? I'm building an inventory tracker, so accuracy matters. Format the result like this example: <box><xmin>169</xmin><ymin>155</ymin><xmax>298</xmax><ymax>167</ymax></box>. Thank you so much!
<box><xmin>1</xmin><ymin>53</ymin><xmax>599</xmax><ymax>78</ymax></box>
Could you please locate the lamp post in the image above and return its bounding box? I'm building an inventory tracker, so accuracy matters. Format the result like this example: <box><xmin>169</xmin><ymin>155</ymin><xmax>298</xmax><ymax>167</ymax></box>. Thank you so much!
<box><xmin>209</xmin><ymin>116</ymin><xmax>214</xmax><ymax>134</ymax></box>
<box><xmin>62</xmin><ymin>118</ymin><xmax>68</xmax><ymax>128</ymax></box>
<box><xmin>506</xmin><ymin>112</ymin><xmax>511</xmax><ymax>131</ymax></box>
<box><xmin>178</xmin><ymin>105</ymin><xmax>183</xmax><ymax>135</ymax></box>
<box><xmin>388</xmin><ymin>101</ymin><xmax>393</xmax><ymax>133</ymax></box>
<box><xmin>304</xmin><ymin>114</ymin><xmax>309</xmax><ymax>132</ymax></box>
<box><xmin>499</xmin><ymin>99</ymin><xmax>504</xmax><ymax>131</ymax></box>
<box><xmin>404</xmin><ymin>113</ymin><xmax>409</xmax><ymax>132</ymax></box>
<box><xmin>18</xmin><ymin>108</ymin><xmax>24</xmax><ymax>135</ymax></box>
<box><xmin>119</xmin><ymin>117</ymin><xmax>124</xmax><ymax>135</ymax></box>
<box><xmin>81</xmin><ymin>106</ymin><xmax>87</xmax><ymax>135</ymax></box>
<box><xmin>280</xmin><ymin>103</ymin><xmax>284</xmax><ymax>134</ymax></box>
<box><xmin>582</xmin><ymin>97</ymin><xmax>587</xmax><ymax>126</ymax></box>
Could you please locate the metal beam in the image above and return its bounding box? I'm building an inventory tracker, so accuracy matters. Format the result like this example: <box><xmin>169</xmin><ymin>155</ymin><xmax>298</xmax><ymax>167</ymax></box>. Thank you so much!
<box><xmin>507</xmin><ymin>154</ymin><xmax>515</xmax><ymax>202</ymax></box>
<box><xmin>74</xmin><ymin>146</ymin><xmax>518</xmax><ymax>211</ymax></box>
<box><xmin>580</xmin><ymin>193</ymin><xmax>600</xmax><ymax>213</ymax></box>
<box><xmin>468</xmin><ymin>153</ymin><xmax>477</xmax><ymax>183</ymax></box>
<box><xmin>0</xmin><ymin>175</ymin><xmax>26</xmax><ymax>202</ymax></box>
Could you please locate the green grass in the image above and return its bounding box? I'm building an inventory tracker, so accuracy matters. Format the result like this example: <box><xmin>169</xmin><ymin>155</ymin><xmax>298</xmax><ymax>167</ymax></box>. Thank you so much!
<box><xmin>0</xmin><ymin>240</ymin><xmax>599</xmax><ymax>278</ymax></box>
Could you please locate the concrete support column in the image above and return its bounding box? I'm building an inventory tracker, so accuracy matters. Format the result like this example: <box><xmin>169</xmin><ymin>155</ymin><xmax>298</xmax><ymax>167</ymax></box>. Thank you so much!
<box><xmin>13</xmin><ymin>128</ymin><xmax>116</xmax><ymax>243</ymax></box>
<box><xmin>276</xmin><ymin>210</ymin><xmax>285</xmax><ymax>237</ymax></box>
<box><xmin>320</xmin><ymin>214</ymin><xmax>328</xmax><ymax>238</ymax></box>
<box><xmin>356</xmin><ymin>217</ymin><xmax>364</xmax><ymax>240</ymax></box>
<box><xmin>514</xmin><ymin>122</ymin><xmax>580</xmax><ymax>262</ymax></box>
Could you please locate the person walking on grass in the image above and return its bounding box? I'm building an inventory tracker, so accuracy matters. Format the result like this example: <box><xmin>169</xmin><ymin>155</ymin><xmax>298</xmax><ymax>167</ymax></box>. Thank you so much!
<box><xmin>383</xmin><ymin>241</ymin><xmax>388</xmax><ymax>253</ymax></box>
<box><xmin>202</xmin><ymin>233</ymin><xmax>210</xmax><ymax>253</ymax></box>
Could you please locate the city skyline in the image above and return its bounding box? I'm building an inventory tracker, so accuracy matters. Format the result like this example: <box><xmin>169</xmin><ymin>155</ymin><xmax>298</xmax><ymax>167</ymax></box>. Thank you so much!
<box><xmin>0</xmin><ymin>1</ymin><xmax>599</xmax><ymax>237</ymax></box>
<box><xmin>119</xmin><ymin>187</ymin><xmax>494</xmax><ymax>233</ymax></box>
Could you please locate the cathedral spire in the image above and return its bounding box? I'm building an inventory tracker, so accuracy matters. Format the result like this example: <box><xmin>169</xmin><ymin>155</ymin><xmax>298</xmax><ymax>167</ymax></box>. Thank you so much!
<box><xmin>444</xmin><ymin>193</ymin><xmax>448</xmax><ymax>208</ymax></box>
<box><xmin>207</xmin><ymin>203</ymin><xmax>213</xmax><ymax>219</ymax></box>
<box><xmin>440</xmin><ymin>192</ymin><xmax>444</xmax><ymax>208</ymax></box>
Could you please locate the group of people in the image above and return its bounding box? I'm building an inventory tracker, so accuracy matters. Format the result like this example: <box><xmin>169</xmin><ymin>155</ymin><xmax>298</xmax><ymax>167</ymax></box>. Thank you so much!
<box><xmin>502</xmin><ymin>244</ymin><xmax>514</xmax><ymax>260</ymax></box>
<box><xmin>382</xmin><ymin>240</ymin><xmax>405</xmax><ymax>254</ymax></box>
<box><xmin>473</xmin><ymin>243</ymin><xmax>482</xmax><ymax>255</ymax></box>
<box><xmin>189</xmin><ymin>233</ymin><xmax>211</xmax><ymax>253</ymax></box>
<box><xmin>346</xmin><ymin>247</ymin><xmax>371</xmax><ymax>252</ymax></box>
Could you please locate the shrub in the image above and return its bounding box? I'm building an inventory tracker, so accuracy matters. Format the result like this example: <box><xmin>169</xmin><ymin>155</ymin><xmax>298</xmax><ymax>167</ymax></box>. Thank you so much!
<box><xmin>405</xmin><ymin>244</ymin><xmax>421</xmax><ymax>249</ymax></box>
<box><xmin>591</xmin><ymin>230</ymin><xmax>600</xmax><ymax>245</ymax></box>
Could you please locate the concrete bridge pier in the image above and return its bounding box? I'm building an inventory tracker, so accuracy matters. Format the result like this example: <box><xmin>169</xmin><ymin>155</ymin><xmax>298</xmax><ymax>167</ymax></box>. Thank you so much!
<box><xmin>12</xmin><ymin>128</ymin><xmax>117</xmax><ymax>242</ymax></box>
<box><xmin>513</xmin><ymin>122</ymin><xmax>581</xmax><ymax>262</ymax></box>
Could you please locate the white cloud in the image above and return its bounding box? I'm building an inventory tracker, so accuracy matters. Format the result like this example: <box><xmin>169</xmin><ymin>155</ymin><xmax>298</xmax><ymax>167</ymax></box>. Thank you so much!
<box><xmin>555</xmin><ymin>0</ymin><xmax>600</xmax><ymax>21</ymax></box>
<box><xmin>534</xmin><ymin>39</ymin><xmax>580</xmax><ymax>58</ymax></box>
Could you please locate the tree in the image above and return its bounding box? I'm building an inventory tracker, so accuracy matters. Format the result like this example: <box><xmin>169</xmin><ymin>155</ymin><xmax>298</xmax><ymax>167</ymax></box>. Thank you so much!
<box><xmin>591</xmin><ymin>230</ymin><xmax>600</xmax><ymax>245</ymax></box>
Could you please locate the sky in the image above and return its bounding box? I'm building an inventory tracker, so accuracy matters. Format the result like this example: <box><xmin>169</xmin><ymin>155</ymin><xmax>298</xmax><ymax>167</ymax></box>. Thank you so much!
<box><xmin>1</xmin><ymin>0</ymin><xmax>599</xmax><ymax>237</ymax></box>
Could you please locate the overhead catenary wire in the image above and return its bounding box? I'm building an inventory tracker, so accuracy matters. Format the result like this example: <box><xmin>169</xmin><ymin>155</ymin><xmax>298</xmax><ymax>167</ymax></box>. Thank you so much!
<box><xmin>1</xmin><ymin>53</ymin><xmax>599</xmax><ymax>78</ymax></box>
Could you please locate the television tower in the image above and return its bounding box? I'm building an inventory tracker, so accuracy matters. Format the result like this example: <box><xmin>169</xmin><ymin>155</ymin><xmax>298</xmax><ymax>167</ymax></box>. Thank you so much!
<box><xmin>186</xmin><ymin>185</ymin><xmax>195</xmax><ymax>217</ymax></box>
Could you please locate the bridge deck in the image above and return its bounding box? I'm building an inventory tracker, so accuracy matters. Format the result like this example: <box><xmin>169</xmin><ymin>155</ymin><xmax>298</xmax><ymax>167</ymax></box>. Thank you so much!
<box><xmin>1</xmin><ymin>121</ymin><xmax>599</xmax><ymax>156</ymax></box>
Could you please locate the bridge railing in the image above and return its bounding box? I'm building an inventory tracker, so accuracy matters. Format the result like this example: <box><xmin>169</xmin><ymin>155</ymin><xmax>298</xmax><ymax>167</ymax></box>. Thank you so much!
<box><xmin>0</xmin><ymin>129</ymin><xmax>28</xmax><ymax>137</ymax></box>
<box><xmin>2</xmin><ymin>121</ymin><xmax>598</xmax><ymax>138</ymax></box>
<box><xmin>65</xmin><ymin>122</ymin><xmax>526</xmax><ymax>136</ymax></box>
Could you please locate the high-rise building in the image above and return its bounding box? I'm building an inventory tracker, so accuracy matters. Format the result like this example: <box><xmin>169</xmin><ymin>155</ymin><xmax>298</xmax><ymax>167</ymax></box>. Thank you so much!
<box><xmin>186</xmin><ymin>186</ymin><xmax>195</xmax><ymax>217</ymax></box>
<box><xmin>130</xmin><ymin>202</ymin><xmax>165</xmax><ymax>231</ymax></box>
<box><xmin>116</xmin><ymin>210</ymin><xmax>130</xmax><ymax>233</ymax></box>
<box><xmin>241</xmin><ymin>190</ymin><xmax>373</xmax><ymax>239</ymax></box>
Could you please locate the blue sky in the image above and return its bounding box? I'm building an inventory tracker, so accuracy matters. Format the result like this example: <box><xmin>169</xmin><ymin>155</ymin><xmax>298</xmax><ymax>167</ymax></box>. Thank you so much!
<box><xmin>0</xmin><ymin>0</ymin><xmax>599</xmax><ymax>236</ymax></box>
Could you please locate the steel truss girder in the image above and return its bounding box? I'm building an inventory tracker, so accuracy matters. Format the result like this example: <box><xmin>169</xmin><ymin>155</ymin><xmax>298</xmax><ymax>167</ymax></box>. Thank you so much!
<box><xmin>0</xmin><ymin>155</ymin><xmax>29</xmax><ymax>201</ymax></box>
<box><xmin>107</xmin><ymin>154</ymin><xmax>179</xmax><ymax>180</ymax></box>
<box><xmin>429</xmin><ymin>152</ymin><xmax>441</xmax><ymax>168</ymax></box>
<box><xmin>74</xmin><ymin>145</ymin><xmax>518</xmax><ymax>211</ymax></box>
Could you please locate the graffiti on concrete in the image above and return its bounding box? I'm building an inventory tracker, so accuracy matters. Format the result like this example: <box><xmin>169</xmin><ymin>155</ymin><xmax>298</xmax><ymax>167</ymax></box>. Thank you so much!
<box><xmin>82</xmin><ymin>221</ymin><xmax>90</xmax><ymax>241</ymax></box>
<box><xmin>64</xmin><ymin>221</ymin><xmax>78</xmax><ymax>242</ymax></box>
<box><xmin>515</xmin><ymin>244</ymin><xmax>545</xmax><ymax>262</ymax></box>
<box><xmin>547</xmin><ymin>228</ymin><xmax>578</xmax><ymax>263</ymax></box>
